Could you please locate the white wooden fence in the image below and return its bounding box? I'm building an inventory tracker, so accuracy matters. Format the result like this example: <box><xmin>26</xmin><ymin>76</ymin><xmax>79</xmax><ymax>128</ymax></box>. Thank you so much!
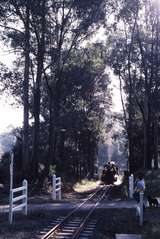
<box><xmin>52</xmin><ymin>174</ymin><xmax>62</xmax><ymax>200</ymax></box>
<box><xmin>9</xmin><ymin>179</ymin><xmax>28</xmax><ymax>224</ymax></box>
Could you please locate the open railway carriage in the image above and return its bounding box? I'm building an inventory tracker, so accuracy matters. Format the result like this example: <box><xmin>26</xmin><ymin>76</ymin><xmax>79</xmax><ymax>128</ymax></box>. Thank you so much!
<box><xmin>101</xmin><ymin>161</ymin><xmax>118</xmax><ymax>185</ymax></box>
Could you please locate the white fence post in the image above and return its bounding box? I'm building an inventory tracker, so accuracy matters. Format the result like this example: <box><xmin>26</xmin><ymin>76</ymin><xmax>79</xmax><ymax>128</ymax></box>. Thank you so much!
<box><xmin>58</xmin><ymin>177</ymin><xmax>62</xmax><ymax>200</ymax></box>
<box><xmin>10</xmin><ymin>153</ymin><xmax>14</xmax><ymax>191</ymax></box>
<box><xmin>139</xmin><ymin>192</ymin><xmax>144</xmax><ymax>226</ymax></box>
<box><xmin>9</xmin><ymin>189</ymin><xmax>13</xmax><ymax>224</ymax></box>
<box><xmin>23</xmin><ymin>180</ymin><xmax>28</xmax><ymax>215</ymax></box>
<box><xmin>9</xmin><ymin>180</ymin><xmax>28</xmax><ymax>224</ymax></box>
<box><xmin>52</xmin><ymin>174</ymin><xmax>61</xmax><ymax>200</ymax></box>
<box><xmin>129</xmin><ymin>174</ymin><xmax>134</xmax><ymax>199</ymax></box>
<box><xmin>52</xmin><ymin>174</ymin><xmax>57</xmax><ymax>200</ymax></box>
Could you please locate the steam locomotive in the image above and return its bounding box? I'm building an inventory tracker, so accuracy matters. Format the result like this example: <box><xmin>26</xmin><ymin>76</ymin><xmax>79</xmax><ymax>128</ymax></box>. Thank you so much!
<box><xmin>100</xmin><ymin>161</ymin><xmax>118</xmax><ymax>185</ymax></box>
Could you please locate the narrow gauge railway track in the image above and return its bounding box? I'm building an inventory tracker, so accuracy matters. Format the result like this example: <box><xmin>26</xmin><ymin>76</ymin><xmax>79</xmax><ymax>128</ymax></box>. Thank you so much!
<box><xmin>38</xmin><ymin>185</ymin><xmax>110</xmax><ymax>239</ymax></box>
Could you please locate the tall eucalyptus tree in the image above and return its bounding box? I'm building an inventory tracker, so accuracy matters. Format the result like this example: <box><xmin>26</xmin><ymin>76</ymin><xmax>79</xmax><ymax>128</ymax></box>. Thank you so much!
<box><xmin>108</xmin><ymin>0</ymin><xmax>160</xmax><ymax>171</ymax></box>
<box><xmin>0</xmin><ymin>0</ymin><xmax>31</xmax><ymax>176</ymax></box>
<box><xmin>44</xmin><ymin>0</ymin><xmax>108</xmax><ymax>171</ymax></box>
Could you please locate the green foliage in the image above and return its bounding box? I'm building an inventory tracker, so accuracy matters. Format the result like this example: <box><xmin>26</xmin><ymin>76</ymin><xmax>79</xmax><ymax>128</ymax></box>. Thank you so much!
<box><xmin>0</xmin><ymin>0</ymin><xmax>112</xmax><ymax>182</ymax></box>
<box><xmin>107</xmin><ymin>0</ymin><xmax>160</xmax><ymax>171</ymax></box>
<box><xmin>49</xmin><ymin>164</ymin><xmax>56</xmax><ymax>176</ymax></box>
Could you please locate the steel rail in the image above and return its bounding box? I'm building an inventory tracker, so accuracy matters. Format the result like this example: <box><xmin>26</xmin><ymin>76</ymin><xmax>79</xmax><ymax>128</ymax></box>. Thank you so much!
<box><xmin>71</xmin><ymin>186</ymin><xmax>110</xmax><ymax>239</ymax></box>
<box><xmin>41</xmin><ymin>185</ymin><xmax>104</xmax><ymax>239</ymax></box>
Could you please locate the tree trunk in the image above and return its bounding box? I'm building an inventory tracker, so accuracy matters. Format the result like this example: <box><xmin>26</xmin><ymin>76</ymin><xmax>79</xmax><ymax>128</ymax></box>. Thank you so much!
<box><xmin>48</xmin><ymin>95</ymin><xmax>57</xmax><ymax>165</ymax></box>
<box><xmin>48</xmin><ymin>76</ymin><xmax>61</xmax><ymax>171</ymax></box>
<box><xmin>144</xmin><ymin>95</ymin><xmax>152</xmax><ymax>169</ymax></box>
<box><xmin>22</xmin><ymin>0</ymin><xmax>30</xmax><ymax>177</ymax></box>
<box><xmin>154</xmin><ymin>115</ymin><xmax>158</xmax><ymax>169</ymax></box>
<box><xmin>143</xmin><ymin>94</ymin><xmax>148</xmax><ymax>169</ymax></box>
<box><xmin>31</xmin><ymin>0</ymin><xmax>46</xmax><ymax>178</ymax></box>
<box><xmin>128</xmin><ymin>80</ymin><xmax>135</xmax><ymax>172</ymax></box>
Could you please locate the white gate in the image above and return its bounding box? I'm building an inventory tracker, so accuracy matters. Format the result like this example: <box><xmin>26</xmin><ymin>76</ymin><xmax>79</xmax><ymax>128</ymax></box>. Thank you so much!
<box><xmin>9</xmin><ymin>179</ymin><xmax>28</xmax><ymax>224</ymax></box>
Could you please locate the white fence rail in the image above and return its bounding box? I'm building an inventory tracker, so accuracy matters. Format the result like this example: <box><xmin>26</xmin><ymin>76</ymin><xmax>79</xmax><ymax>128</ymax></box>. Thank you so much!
<box><xmin>9</xmin><ymin>179</ymin><xmax>28</xmax><ymax>224</ymax></box>
<box><xmin>52</xmin><ymin>174</ymin><xmax>62</xmax><ymax>200</ymax></box>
